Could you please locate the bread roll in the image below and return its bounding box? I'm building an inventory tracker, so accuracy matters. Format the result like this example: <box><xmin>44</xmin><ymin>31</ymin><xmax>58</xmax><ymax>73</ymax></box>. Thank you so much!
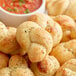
<box><xmin>31</xmin><ymin>55</ymin><xmax>60</xmax><ymax>76</ymax></box>
<box><xmin>51</xmin><ymin>39</ymin><xmax>76</xmax><ymax>65</ymax></box>
<box><xmin>53</xmin><ymin>15</ymin><xmax>76</xmax><ymax>42</ymax></box>
<box><xmin>0</xmin><ymin>55</ymin><xmax>34</xmax><ymax>76</ymax></box>
<box><xmin>0</xmin><ymin>66</ymin><xmax>34</xmax><ymax>76</ymax></box>
<box><xmin>28</xmin><ymin>14</ymin><xmax>62</xmax><ymax>47</ymax></box>
<box><xmin>0</xmin><ymin>22</ymin><xmax>21</xmax><ymax>54</ymax></box>
<box><xmin>16</xmin><ymin>21</ymin><xmax>53</xmax><ymax>62</ymax></box>
<box><xmin>55</xmin><ymin>59</ymin><xmax>76</xmax><ymax>76</ymax></box>
<box><xmin>46</xmin><ymin>0</ymin><xmax>76</xmax><ymax>20</ymax></box>
<box><xmin>46</xmin><ymin>0</ymin><xmax>69</xmax><ymax>16</ymax></box>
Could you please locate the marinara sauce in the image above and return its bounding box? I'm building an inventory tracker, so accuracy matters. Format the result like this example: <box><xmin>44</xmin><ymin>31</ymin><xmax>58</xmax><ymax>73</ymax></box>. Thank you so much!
<box><xmin>1</xmin><ymin>0</ymin><xmax>42</xmax><ymax>14</ymax></box>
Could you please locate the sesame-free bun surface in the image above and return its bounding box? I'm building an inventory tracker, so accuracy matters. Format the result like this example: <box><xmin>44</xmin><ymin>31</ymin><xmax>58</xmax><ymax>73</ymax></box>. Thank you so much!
<box><xmin>53</xmin><ymin>15</ymin><xmax>76</xmax><ymax>42</ymax></box>
<box><xmin>46</xmin><ymin>0</ymin><xmax>76</xmax><ymax>20</ymax></box>
<box><xmin>9</xmin><ymin>55</ymin><xmax>28</xmax><ymax>67</ymax></box>
<box><xmin>51</xmin><ymin>39</ymin><xmax>76</xmax><ymax>65</ymax></box>
<box><xmin>16</xmin><ymin>21</ymin><xmax>53</xmax><ymax>62</ymax></box>
<box><xmin>29</xmin><ymin>14</ymin><xmax>62</xmax><ymax>47</ymax></box>
<box><xmin>0</xmin><ymin>55</ymin><xmax>34</xmax><ymax>76</ymax></box>
<box><xmin>31</xmin><ymin>55</ymin><xmax>60</xmax><ymax>76</ymax></box>
<box><xmin>55</xmin><ymin>59</ymin><xmax>76</xmax><ymax>76</ymax></box>
<box><xmin>46</xmin><ymin>0</ymin><xmax>69</xmax><ymax>16</ymax></box>
<box><xmin>0</xmin><ymin>22</ymin><xmax>21</xmax><ymax>54</ymax></box>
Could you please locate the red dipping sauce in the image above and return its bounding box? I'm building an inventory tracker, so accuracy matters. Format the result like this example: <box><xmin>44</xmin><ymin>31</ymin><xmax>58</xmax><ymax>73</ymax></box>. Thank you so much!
<box><xmin>1</xmin><ymin>0</ymin><xmax>42</xmax><ymax>14</ymax></box>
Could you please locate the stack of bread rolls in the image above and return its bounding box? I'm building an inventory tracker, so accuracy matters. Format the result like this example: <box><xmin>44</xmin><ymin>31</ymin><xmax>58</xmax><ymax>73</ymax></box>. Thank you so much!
<box><xmin>0</xmin><ymin>12</ymin><xmax>76</xmax><ymax>76</ymax></box>
<box><xmin>46</xmin><ymin>0</ymin><xmax>76</xmax><ymax>20</ymax></box>
<box><xmin>0</xmin><ymin>55</ymin><xmax>34</xmax><ymax>76</ymax></box>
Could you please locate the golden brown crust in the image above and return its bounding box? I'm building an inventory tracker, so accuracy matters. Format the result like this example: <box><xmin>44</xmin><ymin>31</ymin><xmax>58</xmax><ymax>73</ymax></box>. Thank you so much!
<box><xmin>53</xmin><ymin>15</ymin><xmax>76</xmax><ymax>42</ymax></box>
<box><xmin>0</xmin><ymin>22</ymin><xmax>8</xmax><ymax>42</ymax></box>
<box><xmin>0</xmin><ymin>55</ymin><xmax>34</xmax><ymax>76</ymax></box>
<box><xmin>46</xmin><ymin>0</ymin><xmax>69</xmax><ymax>16</ymax></box>
<box><xmin>55</xmin><ymin>68</ymin><xmax>76</xmax><ymax>76</ymax></box>
<box><xmin>55</xmin><ymin>59</ymin><xmax>76</xmax><ymax>76</ymax></box>
<box><xmin>31</xmin><ymin>55</ymin><xmax>60</xmax><ymax>76</ymax></box>
<box><xmin>11</xmin><ymin>67</ymin><xmax>34</xmax><ymax>76</ymax></box>
<box><xmin>51</xmin><ymin>40</ymin><xmax>76</xmax><ymax>65</ymax></box>
<box><xmin>28</xmin><ymin>43</ymin><xmax>46</xmax><ymax>62</ymax></box>
<box><xmin>16</xmin><ymin>21</ymin><xmax>53</xmax><ymax>62</ymax></box>
<box><xmin>0</xmin><ymin>52</ymin><xmax>9</xmax><ymax>69</ymax></box>
<box><xmin>0</xmin><ymin>67</ymin><xmax>34</xmax><ymax>76</ymax></box>
<box><xmin>0</xmin><ymin>22</ymin><xmax>21</xmax><ymax>54</ymax></box>
<box><xmin>9</xmin><ymin>55</ymin><xmax>28</xmax><ymax>67</ymax></box>
<box><xmin>28</xmin><ymin>14</ymin><xmax>62</xmax><ymax>47</ymax></box>
<box><xmin>64</xmin><ymin>0</ymin><xmax>76</xmax><ymax>20</ymax></box>
<box><xmin>46</xmin><ymin>0</ymin><xmax>76</xmax><ymax>20</ymax></box>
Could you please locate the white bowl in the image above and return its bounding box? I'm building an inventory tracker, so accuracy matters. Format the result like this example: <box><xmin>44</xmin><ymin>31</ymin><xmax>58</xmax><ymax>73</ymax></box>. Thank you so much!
<box><xmin>0</xmin><ymin>0</ymin><xmax>45</xmax><ymax>27</ymax></box>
